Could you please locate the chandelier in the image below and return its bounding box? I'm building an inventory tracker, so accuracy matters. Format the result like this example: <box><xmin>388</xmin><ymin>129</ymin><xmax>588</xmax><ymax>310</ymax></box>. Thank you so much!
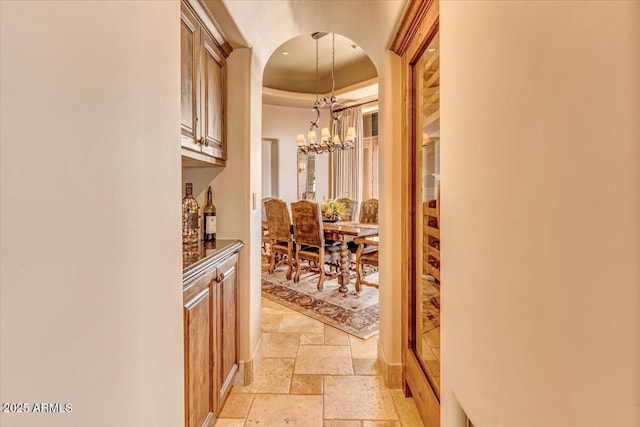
<box><xmin>296</xmin><ymin>33</ymin><xmax>356</xmax><ymax>154</ymax></box>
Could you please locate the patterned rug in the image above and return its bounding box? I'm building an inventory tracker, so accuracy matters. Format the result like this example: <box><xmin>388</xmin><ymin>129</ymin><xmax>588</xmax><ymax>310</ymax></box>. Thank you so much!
<box><xmin>261</xmin><ymin>264</ymin><xmax>379</xmax><ymax>339</ymax></box>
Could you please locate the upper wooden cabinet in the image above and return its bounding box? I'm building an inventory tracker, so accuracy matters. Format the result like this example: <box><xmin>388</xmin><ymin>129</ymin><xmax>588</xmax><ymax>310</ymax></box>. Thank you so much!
<box><xmin>180</xmin><ymin>1</ymin><xmax>231</xmax><ymax>167</ymax></box>
<box><xmin>181</xmin><ymin>3</ymin><xmax>201</xmax><ymax>154</ymax></box>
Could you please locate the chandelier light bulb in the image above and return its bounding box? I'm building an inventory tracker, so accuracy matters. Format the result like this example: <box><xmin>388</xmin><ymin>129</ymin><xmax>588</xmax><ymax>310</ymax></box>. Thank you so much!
<box><xmin>308</xmin><ymin>130</ymin><xmax>317</xmax><ymax>143</ymax></box>
<box><xmin>296</xmin><ymin>133</ymin><xmax>306</xmax><ymax>146</ymax></box>
<box><xmin>321</xmin><ymin>128</ymin><xmax>330</xmax><ymax>141</ymax></box>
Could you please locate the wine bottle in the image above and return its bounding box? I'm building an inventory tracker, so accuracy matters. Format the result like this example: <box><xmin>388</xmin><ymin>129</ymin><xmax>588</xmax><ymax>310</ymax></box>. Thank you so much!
<box><xmin>182</xmin><ymin>183</ymin><xmax>199</xmax><ymax>245</ymax></box>
<box><xmin>203</xmin><ymin>185</ymin><xmax>217</xmax><ymax>241</ymax></box>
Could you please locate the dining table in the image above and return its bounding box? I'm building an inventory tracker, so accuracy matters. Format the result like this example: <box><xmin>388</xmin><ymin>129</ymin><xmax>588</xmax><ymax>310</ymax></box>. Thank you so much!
<box><xmin>262</xmin><ymin>219</ymin><xmax>379</xmax><ymax>293</ymax></box>
<box><xmin>322</xmin><ymin>220</ymin><xmax>379</xmax><ymax>292</ymax></box>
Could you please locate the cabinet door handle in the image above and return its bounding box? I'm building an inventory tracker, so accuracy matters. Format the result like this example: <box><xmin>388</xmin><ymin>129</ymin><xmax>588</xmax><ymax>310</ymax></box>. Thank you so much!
<box><xmin>218</xmin><ymin>272</ymin><xmax>225</xmax><ymax>282</ymax></box>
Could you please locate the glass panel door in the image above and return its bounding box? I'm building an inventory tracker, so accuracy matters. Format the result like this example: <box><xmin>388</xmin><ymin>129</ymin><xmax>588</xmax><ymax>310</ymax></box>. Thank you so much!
<box><xmin>413</xmin><ymin>34</ymin><xmax>440</xmax><ymax>398</ymax></box>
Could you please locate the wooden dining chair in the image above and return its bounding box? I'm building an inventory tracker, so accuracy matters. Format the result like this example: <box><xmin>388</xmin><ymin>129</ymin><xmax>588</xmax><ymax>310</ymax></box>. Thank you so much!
<box><xmin>335</xmin><ymin>198</ymin><xmax>357</xmax><ymax>221</ymax></box>
<box><xmin>261</xmin><ymin>197</ymin><xmax>274</xmax><ymax>257</ymax></box>
<box><xmin>264</xmin><ymin>198</ymin><xmax>294</xmax><ymax>280</ymax></box>
<box><xmin>347</xmin><ymin>198</ymin><xmax>380</xmax><ymax>261</ymax></box>
<box><xmin>359</xmin><ymin>198</ymin><xmax>379</xmax><ymax>224</ymax></box>
<box><xmin>354</xmin><ymin>235</ymin><xmax>379</xmax><ymax>293</ymax></box>
<box><xmin>291</xmin><ymin>200</ymin><xmax>340</xmax><ymax>290</ymax></box>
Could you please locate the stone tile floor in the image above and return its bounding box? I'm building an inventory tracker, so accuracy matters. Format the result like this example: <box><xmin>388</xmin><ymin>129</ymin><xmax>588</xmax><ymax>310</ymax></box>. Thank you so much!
<box><xmin>215</xmin><ymin>297</ymin><xmax>423</xmax><ymax>427</ymax></box>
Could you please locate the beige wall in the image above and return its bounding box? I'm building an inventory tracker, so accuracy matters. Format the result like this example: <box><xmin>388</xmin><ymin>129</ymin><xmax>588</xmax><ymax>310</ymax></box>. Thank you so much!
<box><xmin>440</xmin><ymin>2</ymin><xmax>640</xmax><ymax>426</ymax></box>
<box><xmin>262</xmin><ymin>104</ymin><xmax>330</xmax><ymax>205</ymax></box>
<box><xmin>211</xmin><ymin>48</ymin><xmax>264</xmax><ymax>367</ymax></box>
<box><xmin>0</xmin><ymin>2</ymin><xmax>184</xmax><ymax>426</ymax></box>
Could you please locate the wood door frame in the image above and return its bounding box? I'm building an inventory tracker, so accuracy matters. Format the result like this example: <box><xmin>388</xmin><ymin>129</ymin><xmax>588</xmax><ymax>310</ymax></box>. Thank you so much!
<box><xmin>391</xmin><ymin>0</ymin><xmax>441</xmax><ymax>426</ymax></box>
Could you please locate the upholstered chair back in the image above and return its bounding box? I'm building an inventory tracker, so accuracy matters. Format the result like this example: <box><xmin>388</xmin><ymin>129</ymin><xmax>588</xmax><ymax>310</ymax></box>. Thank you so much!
<box><xmin>359</xmin><ymin>198</ymin><xmax>379</xmax><ymax>224</ymax></box>
<box><xmin>291</xmin><ymin>200</ymin><xmax>324</xmax><ymax>248</ymax></box>
<box><xmin>264</xmin><ymin>198</ymin><xmax>292</xmax><ymax>243</ymax></box>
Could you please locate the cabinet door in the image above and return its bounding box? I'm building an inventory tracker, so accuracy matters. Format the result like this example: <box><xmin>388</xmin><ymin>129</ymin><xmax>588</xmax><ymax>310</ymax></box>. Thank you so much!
<box><xmin>216</xmin><ymin>254</ymin><xmax>238</xmax><ymax>405</ymax></box>
<box><xmin>180</xmin><ymin>2</ymin><xmax>202</xmax><ymax>153</ymax></box>
<box><xmin>200</xmin><ymin>29</ymin><xmax>226</xmax><ymax>160</ymax></box>
<box><xmin>184</xmin><ymin>282</ymin><xmax>215</xmax><ymax>427</ymax></box>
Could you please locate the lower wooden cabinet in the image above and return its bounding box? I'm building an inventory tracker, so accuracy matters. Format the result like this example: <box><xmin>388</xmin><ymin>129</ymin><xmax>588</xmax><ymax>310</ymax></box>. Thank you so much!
<box><xmin>216</xmin><ymin>254</ymin><xmax>238</xmax><ymax>404</ymax></box>
<box><xmin>184</xmin><ymin>279</ymin><xmax>215</xmax><ymax>427</ymax></box>
<box><xmin>183</xmin><ymin>250</ymin><xmax>239</xmax><ymax>427</ymax></box>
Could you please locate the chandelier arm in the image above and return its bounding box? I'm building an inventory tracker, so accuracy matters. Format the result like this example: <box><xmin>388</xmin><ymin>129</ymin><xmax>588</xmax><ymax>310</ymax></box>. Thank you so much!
<box><xmin>310</xmin><ymin>106</ymin><xmax>321</xmax><ymax>130</ymax></box>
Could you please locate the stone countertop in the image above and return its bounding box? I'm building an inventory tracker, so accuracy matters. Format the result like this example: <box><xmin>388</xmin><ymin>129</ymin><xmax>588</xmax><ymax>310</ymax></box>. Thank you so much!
<box><xmin>183</xmin><ymin>239</ymin><xmax>244</xmax><ymax>284</ymax></box>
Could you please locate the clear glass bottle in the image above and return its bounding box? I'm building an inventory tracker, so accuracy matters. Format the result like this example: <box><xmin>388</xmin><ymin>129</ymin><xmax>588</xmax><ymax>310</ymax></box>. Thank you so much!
<box><xmin>182</xmin><ymin>183</ymin><xmax>199</xmax><ymax>245</ymax></box>
<box><xmin>202</xmin><ymin>185</ymin><xmax>217</xmax><ymax>241</ymax></box>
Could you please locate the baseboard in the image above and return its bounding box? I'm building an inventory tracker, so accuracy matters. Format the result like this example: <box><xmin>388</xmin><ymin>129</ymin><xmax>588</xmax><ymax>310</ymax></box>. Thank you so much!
<box><xmin>235</xmin><ymin>335</ymin><xmax>263</xmax><ymax>386</ymax></box>
<box><xmin>377</xmin><ymin>338</ymin><xmax>403</xmax><ymax>388</ymax></box>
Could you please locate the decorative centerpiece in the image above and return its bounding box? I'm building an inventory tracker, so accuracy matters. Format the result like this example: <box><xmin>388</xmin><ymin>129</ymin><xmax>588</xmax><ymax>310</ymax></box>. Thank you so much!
<box><xmin>320</xmin><ymin>199</ymin><xmax>349</xmax><ymax>222</ymax></box>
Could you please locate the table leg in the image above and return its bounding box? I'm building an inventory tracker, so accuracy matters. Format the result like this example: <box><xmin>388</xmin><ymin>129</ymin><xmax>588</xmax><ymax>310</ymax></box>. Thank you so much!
<box><xmin>338</xmin><ymin>241</ymin><xmax>350</xmax><ymax>293</ymax></box>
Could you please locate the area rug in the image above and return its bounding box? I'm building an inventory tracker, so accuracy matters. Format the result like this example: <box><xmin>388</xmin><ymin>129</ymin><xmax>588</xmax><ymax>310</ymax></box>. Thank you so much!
<box><xmin>261</xmin><ymin>264</ymin><xmax>379</xmax><ymax>339</ymax></box>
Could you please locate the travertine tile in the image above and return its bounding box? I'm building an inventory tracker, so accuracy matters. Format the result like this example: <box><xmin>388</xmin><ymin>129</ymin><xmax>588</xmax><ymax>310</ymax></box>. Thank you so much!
<box><xmin>324</xmin><ymin>376</ymin><xmax>398</xmax><ymax>420</ymax></box>
<box><xmin>262</xmin><ymin>332</ymin><xmax>299</xmax><ymax>358</ymax></box>
<box><xmin>362</xmin><ymin>421</ymin><xmax>402</xmax><ymax>427</ymax></box>
<box><xmin>245</xmin><ymin>394</ymin><xmax>323</xmax><ymax>427</ymax></box>
<box><xmin>324</xmin><ymin>325</ymin><xmax>350</xmax><ymax>345</ymax></box>
<box><xmin>218</xmin><ymin>393</ymin><xmax>254</xmax><ymax>419</ymax></box>
<box><xmin>390</xmin><ymin>389</ymin><xmax>423</xmax><ymax>427</ymax></box>
<box><xmin>250</xmin><ymin>358</ymin><xmax>294</xmax><ymax>394</ymax></box>
<box><xmin>230</xmin><ymin>383</ymin><xmax>252</xmax><ymax>394</ymax></box>
<box><xmin>262</xmin><ymin>298</ymin><xmax>293</xmax><ymax>315</ymax></box>
<box><xmin>294</xmin><ymin>345</ymin><xmax>354</xmax><ymax>375</ymax></box>
<box><xmin>353</xmin><ymin>358</ymin><xmax>379</xmax><ymax>375</ymax></box>
<box><xmin>279</xmin><ymin>313</ymin><xmax>324</xmax><ymax>333</ymax></box>
<box><xmin>214</xmin><ymin>419</ymin><xmax>246</xmax><ymax>427</ymax></box>
<box><xmin>261</xmin><ymin>313</ymin><xmax>284</xmax><ymax>332</ymax></box>
<box><xmin>349</xmin><ymin>335</ymin><xmax>378</xmax><ymax>359</ymax></box>
<box><xmin>300</xmin><ymin>333</ymin><xmax>324</xmax><ymax>345</ymax></box>
<box><xmin>325</xmin><ymin>421</ymin><xmax>362</xmax><ymax>427</ymax></box>
<box><xmin>290</xmin><ymin>374</ymin><xmax>323</xmax><ymax>395</ymax></box>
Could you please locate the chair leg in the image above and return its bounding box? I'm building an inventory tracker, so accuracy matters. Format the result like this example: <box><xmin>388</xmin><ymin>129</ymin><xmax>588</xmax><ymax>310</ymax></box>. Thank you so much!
<box><xmin>285</xmin><ymin>245</ymin><xmax>293</xmax><ymax>280</ymax></box>
<box><xmin>294</xmin><ymin>245</ymin><xmax>301</xmax><ymax>283</ymax></box>
<box><xmin>269</xmin><ymin>245</ymin><xmax>276</xmax><ymax>274</ymax></box>
<box><xmin>317</xmin><ymin>248</ymin><xmax>325</xmax><ymax>291</ymax></box>
<box><xmin>317</xmin><ymin>263</ymin><xmax>325</xmax><ymax>291</ymax></box>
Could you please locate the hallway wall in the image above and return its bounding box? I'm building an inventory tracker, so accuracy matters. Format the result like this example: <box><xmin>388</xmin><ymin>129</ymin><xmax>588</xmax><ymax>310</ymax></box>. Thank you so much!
<box><xmin>0</xmin><ymin>2</ymin><xmax>183</xmax><ymax>426</ymax></box>
<box><xmin>440</xmin><ymin>2</ymin><xmax>640</xmax><ymax>426</ymax></box>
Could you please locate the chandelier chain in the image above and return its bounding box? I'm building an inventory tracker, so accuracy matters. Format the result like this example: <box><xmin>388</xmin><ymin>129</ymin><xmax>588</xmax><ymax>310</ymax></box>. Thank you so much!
<box><xmin>331</xmin><ymin>33</ymin><xmax>336</xmax><ymax>96</ymax></box>
<box><xmin>315</xmin><ymin>37</ymin><xmax>319</xmax><ymax>103</ymax></box>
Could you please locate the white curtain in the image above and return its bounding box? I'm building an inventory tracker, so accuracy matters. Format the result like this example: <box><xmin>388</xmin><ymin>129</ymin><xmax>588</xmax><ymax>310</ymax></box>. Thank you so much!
<box><xmin>329</xmin><ymin>106</ymin><xmax>363</xmax><ymax>202</ymax></box>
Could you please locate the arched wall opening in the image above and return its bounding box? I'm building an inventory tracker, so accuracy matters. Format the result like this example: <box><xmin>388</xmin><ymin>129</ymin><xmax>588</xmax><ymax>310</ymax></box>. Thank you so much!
<box><xmin>209</xmin><ymin>0</ymin><xmax>407</xmax><ymax>386</ymax></box>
